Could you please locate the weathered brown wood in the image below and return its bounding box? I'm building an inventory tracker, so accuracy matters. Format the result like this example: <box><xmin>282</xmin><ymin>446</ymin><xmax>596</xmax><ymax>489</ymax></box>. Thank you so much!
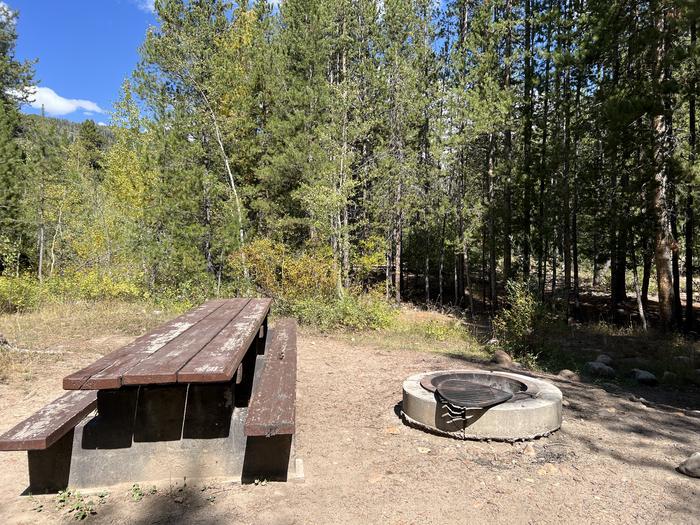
<box><xmin>178</xmin><ymin>298</ymin><xmax>272</xmax><ymax>383</ymax></box>
<box><xmin>244</xmin><ymin>318</ymin><xmax>297</xmax><ymax>437</ymax></box>
<box><xmin>63</xmin><ymin>300</ymin><xmax>226</xmax><ymax>390</ymax></box>
<box><xmin>0</xmin><ymin>390</ymin><xmax>97</xmax><ymax>451</ymax></box>
<box><xmin>122</xmin><ymin>299</ymin><xmax>251</xmax><ymax>386</ymax></box>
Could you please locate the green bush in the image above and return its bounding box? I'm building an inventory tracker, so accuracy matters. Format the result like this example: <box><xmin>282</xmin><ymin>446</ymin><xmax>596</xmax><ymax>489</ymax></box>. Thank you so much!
<box><xmin>282</xmin><ymin>292</ymin><xmax>395</xmax><ymax>331</ymax></box>
<box><xmin>0</xmin><ymin>270</ymin><xmax>145</xmax><ymax>313</ymax></box>
<box><xmin>230</xmin><ymin>238</ymin><xmax>338</xmax><ymax>301</ymax></box>
<box><xmin>492</xmin><ymin>280</ymin><xmax>548</xmax><ymax>358</ymax></box>
<box><xmin>0</xmin><ymin>274</ymin><xmax>46</xmax><ymax>312</ymax></box>
<box><xmin>230</xmin><ymin>240</ymin><xmax>396</xmax><ymax>330</ymax></box>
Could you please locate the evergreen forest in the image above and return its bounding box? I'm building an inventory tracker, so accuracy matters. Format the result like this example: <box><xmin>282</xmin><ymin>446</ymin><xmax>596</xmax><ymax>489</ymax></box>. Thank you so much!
<box><xmin>1</xmin><ymin>0</ymin><xmax>700</xmax><ymax>334</ymax></box>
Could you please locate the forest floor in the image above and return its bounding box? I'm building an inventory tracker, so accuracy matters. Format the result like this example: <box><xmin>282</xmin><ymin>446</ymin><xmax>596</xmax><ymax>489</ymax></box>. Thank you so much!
<box><xmin>0</xmin><ymin>302</ymin><xmax>698</xmax><ymax>524</ymax></box>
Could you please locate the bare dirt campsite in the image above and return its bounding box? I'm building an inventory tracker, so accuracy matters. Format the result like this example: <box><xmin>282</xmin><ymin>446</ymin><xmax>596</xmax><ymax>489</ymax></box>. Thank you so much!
<box><xmin>0</xmin><ymin>303</ymin><xmax>697</xmax><ymax>525</ymax></box>
<box><xmin>2</xmin><ymin>1</ymin><xmax>700</xmax><ymax>523</ymax></box>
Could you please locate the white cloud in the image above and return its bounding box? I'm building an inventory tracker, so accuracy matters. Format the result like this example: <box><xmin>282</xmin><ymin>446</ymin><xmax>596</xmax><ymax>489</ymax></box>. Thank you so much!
<box><xmin>132</xmin><ymin>0</ymin><xmax>154</xmax><ymax>13</ymax></box>
<box><xmin>0</xmin><ymin>2</ymin><xmax>10</xmax><ymax>22</ymax></box>
<box><xmin>23</xmin><ymin>86</ymin><xmax>105</xmax><ymax>117</ymax></box>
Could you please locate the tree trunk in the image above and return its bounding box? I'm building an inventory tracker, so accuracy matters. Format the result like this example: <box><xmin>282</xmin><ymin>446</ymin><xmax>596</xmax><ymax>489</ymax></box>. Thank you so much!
<box><xmin>502</xmin><ymin>0</ymin><xmax>513</xmax><ymax>282</ymax></box>
<box><xmin>632</xmin><ymin>248</ymin><xmax>648</xmax><ymax>331</ymax></box>
<box><xmin>642</xmin><ymin>243</ymin><xmax>653</xmax><ymax>307</ymax></box>
<box><xmin>438</xmin><ymin>213</ymin><xmax>446</xmax><ymax>304</ymax></box>
<box><xmin>561</xmin><ymin>0</ymin><xmax>572</xmax><ymax>315</ymax></box>
<box><xmin>651</xmin><ymin>6</ymin><xmax>676</xmax><ymax>329</ymax></box>
<box><xmin>538</xmin><ymin>21</ymin><xmax>552</xmax><ymax>299</ymax></box>
<box><xmin>686</xmin><ymin>19</ymin><xmax>697</xmax><ymax>330</ymax></box>
<box><xmin>394</xmin><ymin>223</ymin><xmax>402</xmax><ymax>303</ymax></box>
<box><xmin>522</xmin><ymin>0</ymin><xmax>533</xmax><ymax>279</ymax></box>
<box><xmin>487</xmin><ymin>133</ymin><xmax>497</xmax><ymax>310</ymax></box>
<box><xmin>464</xmin><ymin>235</ymin><xmax>474</xmax><ymax>317</ymax></box>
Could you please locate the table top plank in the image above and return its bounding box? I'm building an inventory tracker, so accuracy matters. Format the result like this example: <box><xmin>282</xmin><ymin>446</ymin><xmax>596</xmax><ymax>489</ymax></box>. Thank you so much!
<box><xmin>63</xmin><ymin>300</ymin><xmax>227</xmax><ymax>390</ymax></box>
<box><xmin>177</xmin><ymin>298</ymin><xmax>272</xmax><ymax>383</ymax></box>
<box><xmin>121</xmin><ymin>298</ymin><xmax>251</xmax><ymax>386</ymax></box>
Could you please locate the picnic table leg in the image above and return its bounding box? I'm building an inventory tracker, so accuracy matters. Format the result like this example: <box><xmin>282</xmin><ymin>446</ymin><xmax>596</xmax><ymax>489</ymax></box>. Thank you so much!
<box><xmin>81</xmin><ymin>387</ymin><xmax>138</xmax><ymax>449</ymax></box>
<box><xmin>236</xmin><ymin>315</ymin><xmax>268</xmax><ymax>406</ymax></box>
<box><xmin>183</xmin><ymin>382</ymin><xmax>235</xmax><ymax>439</ymax></box>
<box><xmin>256</xmin><ymin>316</ymin><xmax>268</xmax><ymax>355</ymax></box>
<box><xmin>26</xmin><ymin>430</ymin><xmax>74</xmax><ymax>494</ymax></box>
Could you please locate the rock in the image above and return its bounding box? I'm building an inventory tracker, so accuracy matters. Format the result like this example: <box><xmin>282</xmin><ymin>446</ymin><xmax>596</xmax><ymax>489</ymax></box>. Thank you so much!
<box><xmin>673</xmin><ymin>356</ymin><xmax>692</xmax><ymax>365</ymax></box>
<box><xmin>584</xmin><ymin>361</ymin><xmax>615</xmax><ymax>378</ymax></box>
<box><xmin>662</xmin><ymin>371</ymin><xmax>677</xmax><ymax>384</ymax></box>
<box><xmin>558</xmin><ymin>369</ymin><xmax>581</xmax><ymax>382</ymax></box>
<box><xmin>676</xmin><ymin>452</ymin><xmax>700</xmax><ymax>478</ymax></box>
<box><xmin>596</xmin><ymin>354</ymin><xmax>614</xmax><ymax>366</ymax></box>
<box><xmin>0</xmin><ymin>333</ymin><xmax>7</xmax><ymax>346</ymax></box>
<box><xmin>487</xmin><ymin>338</ymin><xmax>500</xmax><ymax>346</ymax></box>
<box><xmin>522</xmin><ymin>443</ymin><xmax>536</xmax><ymax>457</ymax></box>
<box><xmin>491</xmin><ymin>349</ymin><xmax>512</xmax><ymax>366</ymax></box>
<box><xmin>631</xmin><ymin>368</ymin><xmax>658</xmax><ymax>386</ymax></box>
<box><xmin>618</xmin><ymin>357</ymin><xmax>652</xmax><ymax>368</ymax></box>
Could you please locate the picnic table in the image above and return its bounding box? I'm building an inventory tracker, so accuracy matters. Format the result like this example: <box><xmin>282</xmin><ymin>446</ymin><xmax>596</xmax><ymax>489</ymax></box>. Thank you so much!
<box><xmin>0</xmin><ymin>298</ymin><xmax>300</xmax><ymax>493</ymax></box>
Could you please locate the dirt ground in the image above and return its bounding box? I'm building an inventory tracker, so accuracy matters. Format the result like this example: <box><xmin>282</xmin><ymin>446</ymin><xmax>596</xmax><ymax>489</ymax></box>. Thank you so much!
<box><xmin>0</xmin><ymin>319</ymin><xmax>698</xmax><ymax>524</ymax></box>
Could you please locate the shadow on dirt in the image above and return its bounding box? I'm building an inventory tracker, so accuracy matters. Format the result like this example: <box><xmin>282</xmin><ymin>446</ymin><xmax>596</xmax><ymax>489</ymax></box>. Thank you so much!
<box><xmin>93</xmin><ymin>484</ymin><xmax>233</xmax><ymax>525</ymax></box>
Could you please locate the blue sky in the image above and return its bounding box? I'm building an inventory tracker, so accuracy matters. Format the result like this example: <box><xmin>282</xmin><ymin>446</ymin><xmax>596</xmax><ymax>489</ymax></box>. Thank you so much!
<box><xmin>7</xmin><ymin>0</ymin><xmax>156</xmax><ymax>123</ymax></box>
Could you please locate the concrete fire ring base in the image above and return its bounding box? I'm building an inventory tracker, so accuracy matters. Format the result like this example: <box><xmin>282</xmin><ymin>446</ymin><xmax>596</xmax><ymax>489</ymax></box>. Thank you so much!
<box><xmin>401</xmin><ymin>369</ymin><xmax>563</xmax><ymax>442</ymax></box>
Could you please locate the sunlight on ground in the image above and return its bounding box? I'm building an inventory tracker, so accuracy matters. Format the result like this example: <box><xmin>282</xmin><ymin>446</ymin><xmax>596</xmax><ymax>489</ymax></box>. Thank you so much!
<box><xmin>318</xmin><ymin>305</ymin><xmax>490</xmax><ymax>362</ymax></box>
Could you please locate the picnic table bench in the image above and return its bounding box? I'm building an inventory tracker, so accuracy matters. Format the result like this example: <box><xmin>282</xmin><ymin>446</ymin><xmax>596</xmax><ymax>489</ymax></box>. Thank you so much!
<box><xmin>0</xmin><ymin>298</ymin><xmax>300</xmax><ymax>493</ymax></box>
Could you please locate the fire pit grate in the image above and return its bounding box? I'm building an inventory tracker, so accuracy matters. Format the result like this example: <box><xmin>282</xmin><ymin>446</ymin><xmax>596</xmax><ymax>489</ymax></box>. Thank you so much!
<box><xmin>434</xmin><ymin>378</ymin><xmax>513</xmax><ymax>409</ymax></box>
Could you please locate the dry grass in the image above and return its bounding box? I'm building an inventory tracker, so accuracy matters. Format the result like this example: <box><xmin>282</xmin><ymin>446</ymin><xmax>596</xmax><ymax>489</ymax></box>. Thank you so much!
<box><xmin>0</xmin><ymin>346</ymin><xmax>35</xmax><ymax>383</ymax></box>
<box><xmin>0</xmin><ymin>300</ymin><xmax>176</xmax><ymax>353</ymax></box>
<box><xmin>0</xmin><ymin>300</ymin><xmax>177</xmax><ymax>383</ymax></box>
<box><xmin>320</xmin><ymin>306</ymin><xmax>490</xmax><ymax>362</ymax></box>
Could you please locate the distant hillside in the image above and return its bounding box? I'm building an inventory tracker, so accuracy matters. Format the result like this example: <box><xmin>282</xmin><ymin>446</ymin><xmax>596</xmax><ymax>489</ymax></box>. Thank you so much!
<box><xmin>18</xmin><ymin>113</ymin><xmax>114</xmax><ymax>144</ymax></box>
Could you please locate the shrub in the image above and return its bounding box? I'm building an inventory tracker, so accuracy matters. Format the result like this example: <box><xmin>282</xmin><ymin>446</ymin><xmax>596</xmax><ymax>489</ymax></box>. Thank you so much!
<box><xmin>0</xmin><ymin>274</ymin><xmax>45</xmax><ymax>312</ymax></box>
<box><xmin>492</xmin><ymin>280</ymin><xmax>547</xmax><ymax>358</ymax></box>
<box><xmin>0</xmin><ymin>270</ymin><xmax>145</xmax><ymax>313</ymax></box>
<box><xmin>230</xmin><ymin>238</ymin><xmax>337</xmax><ymax>301</ymax></box>
<box><xmin>230</xmin><ymin>240</ymin><xmax>395</xmax><ymax>330</ymax></box>
<box><xmin>283</xmin><ymin>292</ymin><xmax>395</xmax><ymax>331</ymax></box>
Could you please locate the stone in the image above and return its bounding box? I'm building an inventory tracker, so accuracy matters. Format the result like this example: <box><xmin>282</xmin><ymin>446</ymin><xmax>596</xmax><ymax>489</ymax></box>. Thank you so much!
<box><xmin>557</xmin><ymin>369</ymin><xmax>580</xmax><ymax>382</ymax></box>
<box><xmin>491</xmin><ymin>349</ymin><xmax>512</xmax><ymax>366</ymax></box>
<box><xmin>522</xmin><ymin>443</ymin><xmax>536</xmax><ymax>457</ymax></box>
<box><xmin>487</xmin><ymin>338</ymin><xmax>500</xmax><ymax>346</ymax></box>
<box><xmin>584</xmin><ymin>361</ymin><xmax>615</xmax><ymax>378</ymax></box>
<box><xmin>595</xmin><ymin>354</ymin><xmax>614</xmax><ymax>366</ymax></box>
<box><xmin>0</xmin><ymin>333</ymin><xmax>7</xmax><ymax>346</ymax></box>
<box><xmin>676</xmin><ymin>452</ymin><xmax>700</xmax><ymax>478</ymax></box>
<box><xmin>673</xmin><ymin>356</ymin><xmax>692</xmax><ymax>365</ymax></box>
<box><xmin>661</xmin><ymin>371</ymin><xmax>677</xmax><ymax>384</ymax></box>
<box><xmin>631</xmin><ymin>369</ymin><xmax>658</xmax><ymax>386</ymax></box>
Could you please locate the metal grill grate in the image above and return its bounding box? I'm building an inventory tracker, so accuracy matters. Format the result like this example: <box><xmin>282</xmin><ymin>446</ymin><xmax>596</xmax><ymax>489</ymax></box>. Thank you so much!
<box><xmin>434</xmin><ymin>378</ymin><xmax>513</xmax><ymax>409</ymax></box>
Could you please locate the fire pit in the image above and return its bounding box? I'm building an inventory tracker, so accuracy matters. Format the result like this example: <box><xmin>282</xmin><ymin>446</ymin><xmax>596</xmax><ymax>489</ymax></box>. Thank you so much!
<box><xmin>402</xmin><ymin>369</ymin><xmax>562</xmax><ymax>441</ymax></box>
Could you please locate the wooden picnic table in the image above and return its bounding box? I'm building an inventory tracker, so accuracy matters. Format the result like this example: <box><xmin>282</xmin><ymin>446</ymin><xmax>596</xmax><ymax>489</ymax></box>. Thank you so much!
<box><xmin>0</xmin><ymin>297</ymin><xmax>300</xmax><ymax>492</ymax></box>
<box><xmin>63</xmin><ymin>298</ymin><xmax>272</xmax><ymax>390</ymax></box>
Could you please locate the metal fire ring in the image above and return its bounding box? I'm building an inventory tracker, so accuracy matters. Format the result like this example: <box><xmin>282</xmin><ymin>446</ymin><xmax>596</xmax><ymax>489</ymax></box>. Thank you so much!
<box><xmin>401</xmin><ymin>369</ymin><xmax>563</xmax><ymax>441</ymax></box>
